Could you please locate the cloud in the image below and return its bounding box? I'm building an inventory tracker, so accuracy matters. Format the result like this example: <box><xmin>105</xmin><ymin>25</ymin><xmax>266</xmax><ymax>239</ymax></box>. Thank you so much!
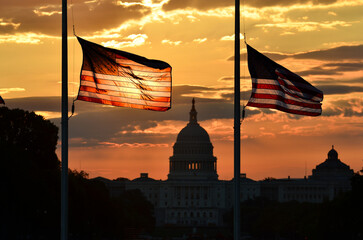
<box><xmin>0</xmin><ymin>88</ymin><xmax>25</xmax><ymax>94</ymax></box>
<box><xmin>33</xmin><ymin>5</ymin><xmax>61</xmax><ymax>16</ymax></box>
<box><xmin>317</xmin><ymin>85</ymin><xmax>363</xmax><ymax>95</ymax></box>
<box><xmin>220</xmin><ymin>33</ymin><xmax>244</xmax><ymax>41</ymax></box>
<box><xmin>323</xmin><ymin>98</ymin><xmax>363</xmax><ymax>117</ymax></box>
<box><xmin>0</xmin><ymin>18</ymin><xmax>20</xmax><ymax>30</ymax></box>
<box><xmin>297</xmin><ymin>61</ymin><xmax>363</xmax><ymax>76</ymax></box>
<box><xmin>286</xmin><ymin>44</ymin><xmax>363</xmax><ymax>60</ymax></box>
<box><xmin>313</xmin><ymin>77</ymin><xmax>363</xmax><ymax>85</ymax></box>
<box><xmin>161</xmin><ymin>39</ymin><xmax>182</xmax><ymax>45</ymax></box>
<box><xmin>99</xmin><ymin>141</ymin><xmax>169</xmax><ymax>148</ymax></box>
<box><xmin>162</xmin><ymin>0</ymin><xmax>339</xmax><ymax>11</ymax></box>
<box><xmin>228</xmin><ymin>44</ymin><xmax>363</xmax><ymax>61</ymax></box>
<box><xmin>101</xmin><ymin>34</ymin><xmax>148</xmax><ymax>48</ymax></box>
<box><xmin>4</xmin><ymin>81</ymin><xmax>363</xmax><ymax>149</ymax></box>
<box><xmin>0</xmin><ymin>32</ymin><xmax>58</xmax><ymax>44</ymax></box>
<box><xmin>162</xmin><ymin>0</ymin><xmax>233</xmax><ymax>11</ymax></box>
<box><xmin>218</xmin><ymin>76</ymin><xmax>252</xmax><ymax>82</ymax></box>
<box><xmin>0</xmin><ymin>0</ymin><xmax>151</xmax><ymax>37</ymax></box>
<box><xmin>255</xmin><ymin>20</ymin><xmax>355</xmax><ymax>32</ymax></box>
<box><xmin>193</xmin><ymin>38</ymin><xmax>207</xmax><ymax>43</ymax></box>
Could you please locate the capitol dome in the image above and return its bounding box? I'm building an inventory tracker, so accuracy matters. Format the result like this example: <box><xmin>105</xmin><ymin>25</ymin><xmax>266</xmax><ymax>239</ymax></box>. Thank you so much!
<box><xmin>176</xmin><ymin>123</ymin><xmax>211</xmax><ymax>143</ymax></box>
<box><xmin>168</xmin><ymin>99</ymin><xmax>218</xmax><ymax>181</ymax></box>
<box><xmin>327</xmin><ymin>145</ymin><xmax>338</xmax><ymax>160</ymax></box>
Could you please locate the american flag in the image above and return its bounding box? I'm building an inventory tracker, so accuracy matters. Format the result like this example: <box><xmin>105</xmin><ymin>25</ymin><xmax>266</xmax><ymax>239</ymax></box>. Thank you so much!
<box><xmin>246</xmin><ymin>44</ymin><xmax>323</xmax><ymax>116</ymax></box>
<box><xmin>77</xmin><ymin>37</ymin><xmax>172</xmax><ymax>111</ymax></box>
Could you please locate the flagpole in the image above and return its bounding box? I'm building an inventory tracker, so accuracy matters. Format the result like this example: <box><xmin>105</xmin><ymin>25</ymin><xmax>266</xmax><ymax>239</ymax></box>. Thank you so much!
<box><xmin>234</xmin><ymin>0</ymin><xmax>241</xmax><ymax>240</ymax></box>
<box><xmin>61</xmin><ymin>0</ymin><xmax>69</xmax><ymax>239</ymax></box>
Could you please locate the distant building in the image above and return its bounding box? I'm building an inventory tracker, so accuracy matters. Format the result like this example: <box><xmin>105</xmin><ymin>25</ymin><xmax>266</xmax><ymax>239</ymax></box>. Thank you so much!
<box><xmin>96</xmin><ymin>100</ymin><xmax>355</xmax><ymax>227</ymax></box>
<box><xmin>260</xmin><ymin>146</ymin><xmax>354</xmax><ymax>203</ymax></box>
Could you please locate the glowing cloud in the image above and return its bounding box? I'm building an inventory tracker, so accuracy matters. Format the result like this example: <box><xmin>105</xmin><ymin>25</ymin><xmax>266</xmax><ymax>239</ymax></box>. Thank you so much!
<box><xmin>100</xmin><ymin>141</ymin><xmax>169</xmax><ymax>148</ymax></box>
<box><xmin>193</xmin><ymin>38</ymin><xmax>207</xmax><ymax>43</ymax></box>
<box><xmin>161</xmin><ymin>39</ymin><xmax>182</xmax><ymax>45</ymax></box>
<box><xmin>256</xmin><ymin>20</ymin><xmax>355</xmax><ymax>32</ymax></box>
<box><xmin>0</xmin><ymin>18</ymin><xmax>20</xmax><ymax>29</ymax></box>
<box><xmin>0</xmin><ymin>33</ymin><xmax>58</xmax><ymax>44</ymax></box>
<box><xmin>33</xmin><ymin>5</ymin><xmax>62</xmax><ymax>17</ymax></box>
<box><xmin>101</xmin><ymin>34</ymin><xmax>148</xmax><ymax>48</ymax></box>
<box><xmin>0</xmin><ymin>88</ymin><xmax>25</xmax><ymax>94</ymax></box>
<box><xmin>220</xmin><ymin>33</ymin><xmax>244</xmax><ymax>41</ymax></box>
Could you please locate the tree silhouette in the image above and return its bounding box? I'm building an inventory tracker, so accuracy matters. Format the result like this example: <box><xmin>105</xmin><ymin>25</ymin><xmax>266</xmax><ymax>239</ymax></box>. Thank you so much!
<box><xmin>0</xmin><ymin>107</ymin><xmax>155</xmax><ymax>239</ymax></box>
<box><xmin>0</xmin><ymin>107</ymin><xmax>61</xmax><ymax>239</ymax></box>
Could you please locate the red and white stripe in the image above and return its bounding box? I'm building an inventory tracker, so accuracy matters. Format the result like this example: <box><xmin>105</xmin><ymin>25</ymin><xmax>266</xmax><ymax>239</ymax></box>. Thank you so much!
<box><xmin>247</xmin><ymin>78</ymin><xmax>322</xmax><ymax>116</ymax></box>
<box><xmin>78</xmin><ymin>58</ymin><xmax>171</xmax><ymax>111</ymax></box>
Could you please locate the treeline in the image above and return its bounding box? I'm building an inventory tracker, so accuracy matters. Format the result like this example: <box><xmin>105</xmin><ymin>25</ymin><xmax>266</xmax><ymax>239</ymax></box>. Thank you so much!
<box><xmin>224</xmin><ymin>172</ymin><xmax>363</xmax><ymax>240</ymax></box>
<box><xmin>0</xmin><ymin>107</ymin><xmax>154</xmax><ymax>239</ymax></box>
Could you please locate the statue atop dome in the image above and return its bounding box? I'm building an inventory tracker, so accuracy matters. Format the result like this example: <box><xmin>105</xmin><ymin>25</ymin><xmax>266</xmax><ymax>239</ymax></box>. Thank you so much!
<box><xmin>189</xmin><ymin>98</ymin><xmax>198</xmax><ymax>124</ymax></box>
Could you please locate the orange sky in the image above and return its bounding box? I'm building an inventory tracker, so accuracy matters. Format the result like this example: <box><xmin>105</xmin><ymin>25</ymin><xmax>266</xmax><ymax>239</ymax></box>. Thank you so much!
<box><xmin>1</xmin><ymin>0</ymin><xmax>363</xmax><ymax>180</ymax></box>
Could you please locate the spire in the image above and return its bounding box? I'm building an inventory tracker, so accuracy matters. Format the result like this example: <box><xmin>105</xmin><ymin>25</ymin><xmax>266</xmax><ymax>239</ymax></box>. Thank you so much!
<box><xmin>189</xmin><ymin>98</ymin><xmax>198</xmax><ymax>124</ymax></box>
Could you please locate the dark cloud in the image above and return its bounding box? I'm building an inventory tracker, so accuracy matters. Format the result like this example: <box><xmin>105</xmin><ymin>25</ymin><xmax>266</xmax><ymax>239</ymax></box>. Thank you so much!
<box><xmin>292</xmin><ymin>45</ymin><xmax>363</xmax><ymax>61</ymax></box>
<box><xmin>172</xmin><ymin>85</ymin><xmax>230</xmax><ymax>104</ymax></box>
<box><xmin>229</xmin><ymin>45</ymin><xmax>363</xmax><ymax>62</ymax></box>
<box><xmin>163</xmin><ymin>0</ymin><xmax>337</xmax><ymax>11</ymax></box>
<box><xmin>317</xmin><ymin>85</ymin><xmax>363</xmax><ymax>95</ymax></box>
<box><xmin>0</xmin><ymin>0</ymin><xmax>150</xmax><ymax>36</ymax></box>
<box><xmin>297</xmin><ymin>68</ymin><xmax>338</xmax><ymax>76</ymax></box>
<box><xmin>3</xmin><ymin>85</ymin><xmax>260</xmax><ymax>147</ymax></box>
<box><xmin>314</xmin><ymin>77</ymin><xmax>363</xmax><ymax>85</ymax></box>
<box><xmin>220</xmin><ymin>90</ymin><xmax>251</xmax><ymax>102</ymax></box>
<box><xmin>4</xmin><ymin>86</ymin><xmax>233</xmax><ymax>146</ymax></box>
<box><xmin>218</xmin><ymin>76</ymin><xmax>251</xmax><ymax>82</ymax></box>
<box><xmin>324</xmin><ymin>62</ymin><xmax>363</xmax><ymax>71</ymax></box>
<box><xmin>5</xmin><ymin>81</ymin><xmax>361</xmax><ymax>147</ymax></box>
<box><xmin>297</xmin><ymin>62</ymin><xmax>363</xmax><ymax>77</ymax></box>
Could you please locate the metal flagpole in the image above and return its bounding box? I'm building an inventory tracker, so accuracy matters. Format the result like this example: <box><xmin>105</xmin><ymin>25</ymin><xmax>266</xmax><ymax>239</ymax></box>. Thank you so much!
<box><xmin>61</xmin><ymin>0</ymin><xmax>69</xmax><ymax>239</ymax></box>
<box><xmin>234</xmin><ymin>0</ymin><xmax>241</xmax><ymax>239</ymax></box>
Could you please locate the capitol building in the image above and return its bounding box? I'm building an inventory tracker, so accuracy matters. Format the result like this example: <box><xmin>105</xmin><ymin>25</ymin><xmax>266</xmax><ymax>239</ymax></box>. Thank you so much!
<box><xmin>97</xmin><ymin>100</ymin><xmax>355</xmax><ymax>227</ymax></box>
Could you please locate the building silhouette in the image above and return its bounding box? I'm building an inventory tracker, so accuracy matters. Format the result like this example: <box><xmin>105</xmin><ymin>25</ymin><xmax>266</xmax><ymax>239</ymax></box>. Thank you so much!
<box><xmin>96</xmin><ymin>100</ymin><xmax>355</xmax><ymax>226</ymax></box>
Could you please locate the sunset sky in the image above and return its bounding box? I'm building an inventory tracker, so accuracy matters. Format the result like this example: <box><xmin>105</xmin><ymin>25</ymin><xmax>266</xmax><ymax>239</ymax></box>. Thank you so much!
<box><xmin>1</xmin><ymin>0</ymin><xmax>363</xmax><ymax>180</ymax></box>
